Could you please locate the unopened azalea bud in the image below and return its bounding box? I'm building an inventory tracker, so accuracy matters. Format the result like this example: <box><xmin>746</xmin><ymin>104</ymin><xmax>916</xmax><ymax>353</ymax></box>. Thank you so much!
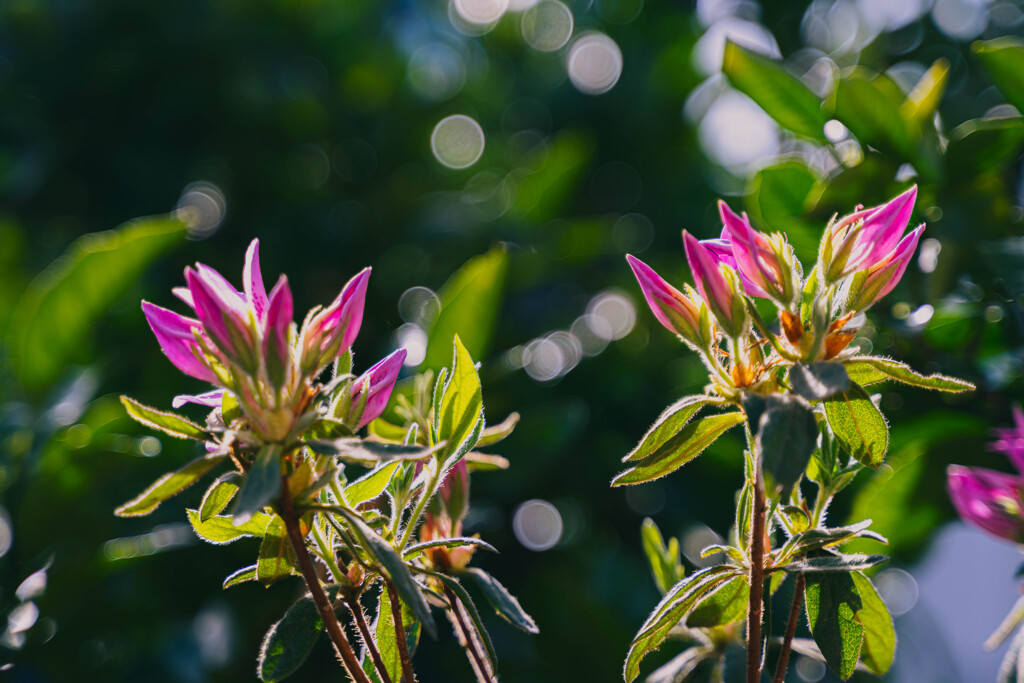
<box><xmin>185</xmin><ymin>265</ymin><xmax>259</xmax><ymax>371</ymax></box>
<box><xmin>141</xmin><ymin>302</ymin><xmax>218</xmax><ymax>383</ymax></box>
<box><xmin>683</xmin><ymin>231</ymin><xmax>748</xmax><ymax>339</ymax></box>
<box><xmin>243</xmin><ymin>239</ymin><xmax>270</xmax><ymax>324</ymax></box>
<box><xmin>845</xmin><ymin>225</ymin><xmax>924</xmax><ymax>312</ymax></box>
<box><xmin>301</xmin><ymin>268</ymin><xmax>370</xmax><ymax>376</ymax></box>
<box><xmin>626</xmin><ymin>255</ymin><xmax>705</xmax><ymax>347</ymax></box>
<box><xmin>340</xmin><ymin>349</ymin><xmax>407</xmax><ymax>429</ymax></box>
<box><xmin>822</xmin><ymin>186</ymin><xmax>918</xmax><ymax>283</ymax></box>
<box><xmin>947</xmin><ymin>464</ymin><xmax>1024</xmax><ymax>543</ymax></box>
<box><xmin>263</xmin><ymin>275</ymin><xmax>294</xmax><ymax>391</ymax></box>
<box><xmin>440</xmin><ymin>459</ymin><xmax>471</xmax><ymax>523</ymax></box>
<box><xmin>718</xmin><ymin>202</ymin><xmax>800</xmax><ymax>307</ymax></box>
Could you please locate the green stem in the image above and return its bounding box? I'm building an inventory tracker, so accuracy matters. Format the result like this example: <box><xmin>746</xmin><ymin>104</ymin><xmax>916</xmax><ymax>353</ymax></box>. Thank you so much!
<box><xmin>312</xmin><ymin>519</ymin><xmax>345</xmax><ymax>583</ymax></box>
<box><xmin>398</xmin><ymin>464</ymin><xmax>440</xmax><ymax>550</ymax></box>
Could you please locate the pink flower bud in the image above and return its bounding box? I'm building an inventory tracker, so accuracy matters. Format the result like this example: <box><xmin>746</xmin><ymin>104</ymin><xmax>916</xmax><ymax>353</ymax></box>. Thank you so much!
<box><xmin>825</xmin><ymin>186</ymin><xmax>918</xmax><ymax>281</ymax></box>
<box><xmin>263</xmin><ymin>275</ymin><xmax>294</xmax><ymax>390</ymax></box>
<box><xmin>185</xmin><ymin>265</ymin><xmax>258</xmax><ymax>369</ymax></box>
<box><xmin>718</xmin><ymin>201</ymin><xmax>792</xmax><ymax>304</ymax></box>
<box><xmin>947</xmin><ymin>464</ymin><xmax>1024</xmax><ymax>543</ymax></box>
<box><xmin>243</xmin><ymin>239</ymin><xmax>270</xmax><ymax>324</ymax></box>
<box><xmin>683</xmin><ymin>230</ymin><xmax>746</xmax><ymax>338</ymax></box>
<box><xmin>626</xmin><ymin>255</ymin><xmax>703</xmax><ymax>345</ymax></box>
<box><xmin>845</xmin><ymin>225</ymin><xmax>924</xmax><ymax>312</ymax></box>
<box><xmin>141</xmin><ymin>301</ymin><xmax>217</xmax><ymax>383</ymax></box>
<box><xmin>302</xmin><ymin>268</ymin><xmax>370</xmax><ymax>374</ymax></box>
<box><xmin>440</xmin><ymin>459</ymin><xmax>470</xmax><ymax>523</ymax></box>
<box><xmin>348</xmin><ymin>348</ymin><xmax>407</xmax><ymax>429</ymax></box>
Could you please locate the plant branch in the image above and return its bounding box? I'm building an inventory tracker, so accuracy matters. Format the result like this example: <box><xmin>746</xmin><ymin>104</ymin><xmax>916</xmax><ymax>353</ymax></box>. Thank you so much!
<box><xmin>747</xmin><ymin>472</ymin><xmax>767</xmax><ymax>683</ymax></box>
<box><xmin>399</xmin><ymin>463</ymin><xmax>440</xmax><ymax>550</ymax></box>
<box><xmin>346</xmin><ymin>595</ymin><xmax>393</xmax><ymax>683</ymax></box>
<box><xmin>386</xmin><ymin>580</ymin><xmax>417</xmax><ymax>683</ymax></box>
<box><xmin>279</xmin><ymin>474</ymin><xmax>372</xmax><ymax>683</ymax></box>
<box><xmin>773</xmin><ymin>573</ymin><xmax>805</xmax><ymax>683</ymax></box>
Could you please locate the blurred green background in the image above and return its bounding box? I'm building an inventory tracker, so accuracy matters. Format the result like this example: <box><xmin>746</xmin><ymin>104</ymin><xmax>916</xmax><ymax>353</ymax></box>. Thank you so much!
<box><xmin>1</xmin><ymin>0</ymin><xmax>1023</xmax><ymax>680</ymax></box>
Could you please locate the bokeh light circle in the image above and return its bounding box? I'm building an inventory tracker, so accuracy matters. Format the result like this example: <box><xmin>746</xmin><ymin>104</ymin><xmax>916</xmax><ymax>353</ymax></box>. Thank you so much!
<box><xmin>431</xmin><ymin>115</ymin><xmax>486</xmax><ymax>169</ymax></box>
<box><xmin>512</xmin><ymin>499</ymin><xmax>563</xmax><ymax>551</ymax></box>
<box><xmin>567</xmin><ymin>33</ymin><xmax>623</xmax><ymax>95</ymax></box>
<box><xmin>521</xmin><ymin>1</ymin><xmax>574</xmax><ymax>52</ymax></box>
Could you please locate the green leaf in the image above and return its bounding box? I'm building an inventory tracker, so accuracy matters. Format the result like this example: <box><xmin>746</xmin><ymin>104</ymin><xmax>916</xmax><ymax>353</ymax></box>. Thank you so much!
<box><xmin>402</xmin><ymin>537</ymin><xmax>498</xmax><ymax>559</ymax></box>
<box><xmin>422</xmin><ymin>246</ymin><xmax>508</xmax><ymax>372</ymax></box>
<box><xmin>846</xmin><ymin>357</ymin><xmax>975</xmax><ymax>393</ymax></box>
<box><xmin>640</xmin><ymin>518</ymin><xmax>684</xmax><ymax>595</ymax></box>
<box><xmin>804</xmin><ymin>572</ymin><xmax>865</xmax><ymax>680</ymax></box>
<box><xmin>8</xmin><ymin>216</ymin><xmax>184</xmax><ymax>392</ymax></box>
<box><xmin>646</xmin><ymin>647</ymin><xmax>712</xmax><ymax>683</ymax></box>
<box><xmin>120</xmin><ymin>396</ymin><xmax>209</xmax><ymax>440</ymax></box>
<box><xmin>745</xmin><ymin>161</ymin><xmax>822</xmax><ymax>262</ymax></box>
<box><xmin>612</xmin><ymin>412</ymin><xmax>746</xmax><ymax>486</ymax></box>
<box><xmin>624</xmin><ymin>566</ymin><xmax>737</xmax><ymax>682</ymax></box>
<box><xmin>463</xmin><ymin>567</ymin><xmax>539</xmax><ymax>634</ymax></box>
<box><xmin>945</xmin><ymin>116</ymin><xmax>1024</xmax><ymax>181</ymax></box>
<box><xmin>257</xmin><ymin>517</ymin><xmax>298</xmax><ymax>586</ymax></box>
<box><xmin>344</xmin><ymin>461</ymin><xmax>403</xmax><ymax>506</ymax></box>
<box><xmin>223</xmin><ymin>565</ymin><xmax>258</xmax><ymax>589</ymax></box>
<box><xmin>686</xmin><ymin>576</ymin><xmax>749</xmax><ymax>628</ymax></box>
<box><xmin>782</xmin><ymin>553</ymin><xmax>888</xmax><ymax>573</ymax></box>
<box><xmin>973</xmin><ymin>37</ymin><xmax>1024</xmax><ymax>113</ymax></box>
<box><xmin>426</xmin><ymin>571</ymin><xmax>498</xmax><ymax>675</ymax></box>
<box><xmin>372</xmin><ymin>586</ymin><xmax>419</xmax><ymax>683</ymax></box>
<box><xmin>824</xmin><ymin>383</ymin><xmax>889</xmax><ymax>468</ymax></box>
<box><xmin>832</xmin><ymin>69</ymin><xmax>916</xmax><ymax>158</ymax></box>
<box><xmin>258</xmin><ymin>588</ymin><xmax>339</xmax><ymax>682</ymax></box>
<box><xmin>114</xmin><ymin>452</ymin><xmax>227</xmax><ymax>517</ymax></box>
<box><xmin>200</xmin><ymin>472</ymin><xmax>242</xmax><ymax>521</ymax></box>
<box><xmin>187</xmin><ymin>509</ymin><xmax>274</xmax><ymax>544</ymax></box>
<box><xmin>900</xmin><ymin>59</ymin><xmax>949</xmax><ymax>126</ymax></box>
<box><xmin>308</xmin><ymin>439</ymin><xmax>443</xmax><ymax>466</ymax></box>
<box><xmin>755</xmin><ymin>395</ymin><xmax>819</xmax><ymax>498</ymax></box>
<box><xmin>850</xmin><ymin>572</ymin><xmax>895</xmax><ymax>675</ymax></box>
<box><xmin>231</xmin><ymin>444</ymin><xmax>283</xmax><ymax>523</ymax></box>
<box><xmin>436</xmin><ymin>335</ymin><xmax>484</xmax><ymax>467</ymax></box>
<box><xmin>788</xmin><ymin>362</ymin><xmax>850</xmax><ymax>402</ymax></box>
<box><xmin>623</xmin><ymin>395</ymin><xmax>717</xmax><ymax>463</ymax></box>
<box><xmin>332</xmin><ymin>506</ymin><xmax>437</xmax><ymax>638</ymax></box>
<box><xmin>475</xmin><ymin>412</ymin><xmax>520</xmax><ymax>448</ymax></box>
<box><xmin>721</xmin><ymin>41</ymin><xmax>827</xmax><ymax>140</ymax></box>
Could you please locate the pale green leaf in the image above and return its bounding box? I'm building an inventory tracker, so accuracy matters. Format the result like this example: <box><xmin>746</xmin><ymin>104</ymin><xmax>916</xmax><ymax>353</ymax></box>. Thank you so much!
<box><xmin>114</xmin><ymin>452</ymin><xmax>227</xmax><ymax>517</ymax></box>
<box><xmin>120</xmin><ymin>396</ymin><xmax>209</xmax><ymax>440</ymax></box>
<box><xmin>824</xmin><ymin>384</ymin><xmax>889</xmax><ymax>468</ymax></box>
<box><xmin>851</xmin><ymin>571</ymin><xmax>896</xmax><ymax>675</ymax></box>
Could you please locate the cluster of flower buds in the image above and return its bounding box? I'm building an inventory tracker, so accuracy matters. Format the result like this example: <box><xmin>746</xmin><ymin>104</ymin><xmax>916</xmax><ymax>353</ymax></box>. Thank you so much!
<box><xmin>420</xmin><ymin>460</ymin><xmax>475</xmax><ymax>570</ymax></box>
<box><xmin>947</xmin><ymin>406</ymin><xmax>1024</xmax><ymax>543</ymax></box>
<box><xmin>142</xmin><ymin>239</ymin><xmax>401</xmax><ymax>442</ymax></box>
<box><xmin>627</xmin><ymin>187</ymin><xmax>925</xmax><ymax>393</ymax></box>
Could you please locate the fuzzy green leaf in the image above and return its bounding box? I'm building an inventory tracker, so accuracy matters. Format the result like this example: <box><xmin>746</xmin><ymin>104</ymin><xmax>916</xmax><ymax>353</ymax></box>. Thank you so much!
<box><xmin>258</xmin><ymin>588</ymin><xmax>339</xmax><ymax>682</ymax></box>
<box><xmin>333</xmin><ymin>506</ymin><xmax>437</xmax><ymax>638</ymax></box>
<box><xmin>403</xmin><ymin>537</ymin><xmax>498</xmax><ymax>559</ymax></box>
<box><xmin>187</xmin><ymin>509</ymin><xmax>274</xmax><ymax>544</ymax></box>
<box><xmin>686</xmin><ymin>575</ymin><xmax>749</xmax><ymax>628</ymax></box>
<box><xmin>344</xmin><ymin>461</ymin><xmax>403</xmax><ymax>506</ymax></box>
<box><xmin>223</xmin><ymin>565</ymin><xmax>258</xmax><ymax>589</ymax></box>
<box><xmin>231</xmin><ymin>444</ymin><xmax>283</xmax><ymax>523</ymax></box>
<box><xmin>756</xmin><ymin>395</ymin><xmax>819</xmax><ymax>498</ymax></box>
<box><xmin>623</xmin><ymin>396</ymin><xmax>718</xmax><ymax>463</ymax></box>
<box><xmin>788</xmin><ymin>362</ymin><xmax>850</xmax><ymax>401</ymax></box>
<box><xmin>804</xmin><ymin>572</ymin><xmax>865</xmax><ymax>680</ymax></box>
<box><xmin>436</xmin><ymin>335</ymin><xmax>484</xmax><ymax>468</ymax></box>
<box><xmin>646</xmin><ymin>648</ymin><xmax>712</xmax><ymax>683</ymax></box>
<box><xmin>257</xmin><ymin>517</ymin><xmax>298</xmax><ymax>586</ymax></box>
<box><xmin>641</xmin><ymin>518</ymin><xmax>685</xmax><ymax>595</ymax></box>
<box><xmin>843</xmin><ymin>356</ymin><xmax>974</xmax><ymax>393</ymax></box>
<box><xmin>851</xmin><ymin>571</ymin><xmax>896</xmax><ymax>675</ymax></box>
<box><xmin>372</xmin><ymin>586</ymin><xmax>419</xmax><ymax>683</ymax></box>
<box><xmin>114</xmin><ymin>452</ymin><xmax>227</xmax><ymax>517</ymax></box>
<box><xmin>612</xmin><ymin>412</ymin><xmax>746</xmax><ymax>486</ymax></box>
<box><xmin>464</xmin><ymin>568</ymin><xmax>539</xmax><ymax>634</ymax></box>
<box><xmin>722</xmin><ymin>41</ymin><xmax>828</xmax><ymax>140</ymax></box>
<box><xmin>624</xmin><ymin>566</ymin><xmax>737</xmax><ymax>682</ymax></box>
<box><xmin>783</xmin><ymin>553</ymin><xmax>888</xmax><ymax>573</ymax></box>
<box><xmin>424</xmin><ymin>570</ymin><xmax>498</xmax><ymax>672</ymax></box>
<box><xmin>476</xmin><ymin>412</ymin><xmax>520</xmax><ymax>448</ymax></box>
<box><xmin>824</xmin><ymin>384</ymin><xmax>889</xmax><ymax>468</ymax></box>
<box><xmin>200</xmin><ymin>472</ymin><xmax>242</xmax><ymax>521</ymax></box>
<box><xmin>120</xmin><ymin>396</ymin><xmax>209</xmax><ymax>440</ymax></box>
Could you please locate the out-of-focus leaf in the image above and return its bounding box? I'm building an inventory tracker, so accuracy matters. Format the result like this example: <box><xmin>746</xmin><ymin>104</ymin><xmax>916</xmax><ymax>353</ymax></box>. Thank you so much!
<box><xmin>186</xmin><ymin>509</ymin><xmax>273</xmax><ymax>544</ymax></box>
<box><xmin>8</xmin><ymin>216</ymin><xmax>184</xmax><ymax>392</ymax></box>
<box><xmin>114</xmin><ymin>452</ymin><xmax>227</xmax><ymax>517</ymax></box>
<box><xmin>900</xmin><ymin>59</ymin><xmax>949</xmax><ymax>126</ymax></box>
<box><xmin>804</xmin><ymin>572</ymin><xmax>864</xmax><ymax>680</ymax></box>
<box><xmin>973</xmin><ymin>37</ymin><xmax>1024</xmax><ymax>113</ymax></box>
<box><xmin>646</xmin><ymin>647</ymin><xmax>712</xmax><ymax>683</ymax></box>
<box><xmin>344</xmin><ymin>461</ymin><xmax>402</xmax><ymax>506</ymax></box>
<box><xmin>745</xmin><ymin>160</ymin><xmax>822</xmax><ymax>261</ymax></box>
<box><xmin>843</xmin><ymin>356</ymin><xmax>974</xmax><ymax>393</ymax></box>
<box><xmin>120</xmin><ymin>396</ymin><xmax>209</xmax><ymax>440</ymax></box>
<box><xmin>422</xmin><ymin>245</ymin><xmax>508</xmax><ymax>372</ymax></box>
<box><xmin>832</xmin><ymin>69</ymin><xmax>916</xmax><ymax>158</ymax></box>
<box><xmin>824</xmin><ymin>384</ymin><xmax>889</xmax><ymax>468</ymax></box>
<box><xmin>612</xmin><ymin>412</ymin><xmax>746</xmax><ymax>486</ymax></box>
<box><xmin>722</xmin><ymin>41</ymin><xmax>828</xmax><ymax>141</ymax></box>
<box><xmin>851</xmin><ymin>571</ymin><xmax>895</xmax><ymax>675</ymax></box>
<box><xmin>463</xmin><ymin>567</ymin><xmax>539</xmax><ymax>634</ymax></box>
<box><xmin>686</xmin><ymin>575</ymin><xmax>748</xmax><ymax>628</ymax></box>
<box><xmin>756</xmin><ymin>395</ymin><xmax>818</xmax><ymax>498</ymax></box>
<box><xmin>258</xmin><ymin>588</ymin><xmax>339</xmax><ymax>682</ymax></box>
<box><xmin>945</xmin><ymin>116</ymin><xmax>1024</xmax><ymax>181</ymax></box>
<box><xmin>789</xmin><ymin>362</ymin><xmax>850</xmax><ymax>402</ymax></box>
<box><xmin>199</xmin><ymin>472</ymin><xmax>242</xmax><ymax>521</ymax></box>
<box><xmin>508</xmin><ymin>127</ymin><xmax>594</xmax><ymax>222</ymax></box>
<box><xmin>641</xmin><ymin>518</ymin><xmax>685</xmax><ymax>595</ymax></box>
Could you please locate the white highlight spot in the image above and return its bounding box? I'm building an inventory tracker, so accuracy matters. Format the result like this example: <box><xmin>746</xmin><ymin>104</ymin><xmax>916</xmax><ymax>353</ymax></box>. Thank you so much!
<box><xmin>431</xmin><ymin>115</ymin><xmax>486</xmax><ymax>169</ymax></box>
<box><xmin>395</xmin><ymin>324</ymin><xmax>428</xmax><ymax>367</ymax></box>
<box><xmin>521</xmin><ymin>1</ymin><xmax>574</xmax><ymax>52</ymax></box>
<box><xmin>513</xmin><ymin>499</ymin><xmax>563</xmax><ymax>551</ymax></box>
<box><xmin>567</xmin><ymin>33</ymin><xmax>623</xmax><ymax>95</ymax></box>
<box><xmin>176</xmin><ymin>182</ymin><xmax>226</xmax><ymax>240</ymax></box>
<box><xmin>453</xmin><ymin>0</ymin><xmax>509</xmax><ymax>25</ymax></box>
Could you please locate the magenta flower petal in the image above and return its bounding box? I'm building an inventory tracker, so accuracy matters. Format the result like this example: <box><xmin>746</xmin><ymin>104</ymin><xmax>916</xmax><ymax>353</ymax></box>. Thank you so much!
<box><xmin>172</xmin><ymin>389</ymin><xmax>226</xmax><ymax>409</ymax></box>
<box><xmin>263</xmin><ymin>275</ymin><xmax>294</xmax><ymax>388</ymax></box>
<box><xmin>172</xmin><ymin>286</ymin><xmax>195</xmax><ymax>309</ymax></box>
<box><xmin>350</xmin><ymin>348</ymin><xmax>407</xmax><ymax>429</ymax></box>
<box><xmin>683</xmin><ymin>230</ymin><xmax>736</xmax><ymax>330</ymax></box>
<box><xmin>875</xmin><ymin>224</ymin><xmax>924</xmax><ymax>300</ymax></box>
<box><xmin>853</xmin><ymin>185</ymin><xmax>917</xmax><ymax>269</ymax></box>
<box><xmin>990</xmin><ymin>404</ymin><xmax>1024</xmax><ymax>474</ymax></box>
<box><xmin>243</xmin><ymin>239</ymin><xmax>269</xmax><ymax>323</ymax></box>
<box><xmin>626</xmin><ymin>255</ymin><xmax>701</xmax><ymax>341</ymax></box>
<box><xmin>141</xmin><ymin>301</ymin><xmax>217</xmax><ymax>383</ymax></box>
<box><xmin>305</xmin><ymin>268</ymin><xmax>371</xmax><ymax>372</ymax></box>
<box><xmin>186</xmin><ymin>265</ymin><xmax>255</xmax><ymax>365</ymax></box>
<box><xmin>947</xmin><ymin>464</ymin><xmax>1024</xmax><ymax>542</ymax></box>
